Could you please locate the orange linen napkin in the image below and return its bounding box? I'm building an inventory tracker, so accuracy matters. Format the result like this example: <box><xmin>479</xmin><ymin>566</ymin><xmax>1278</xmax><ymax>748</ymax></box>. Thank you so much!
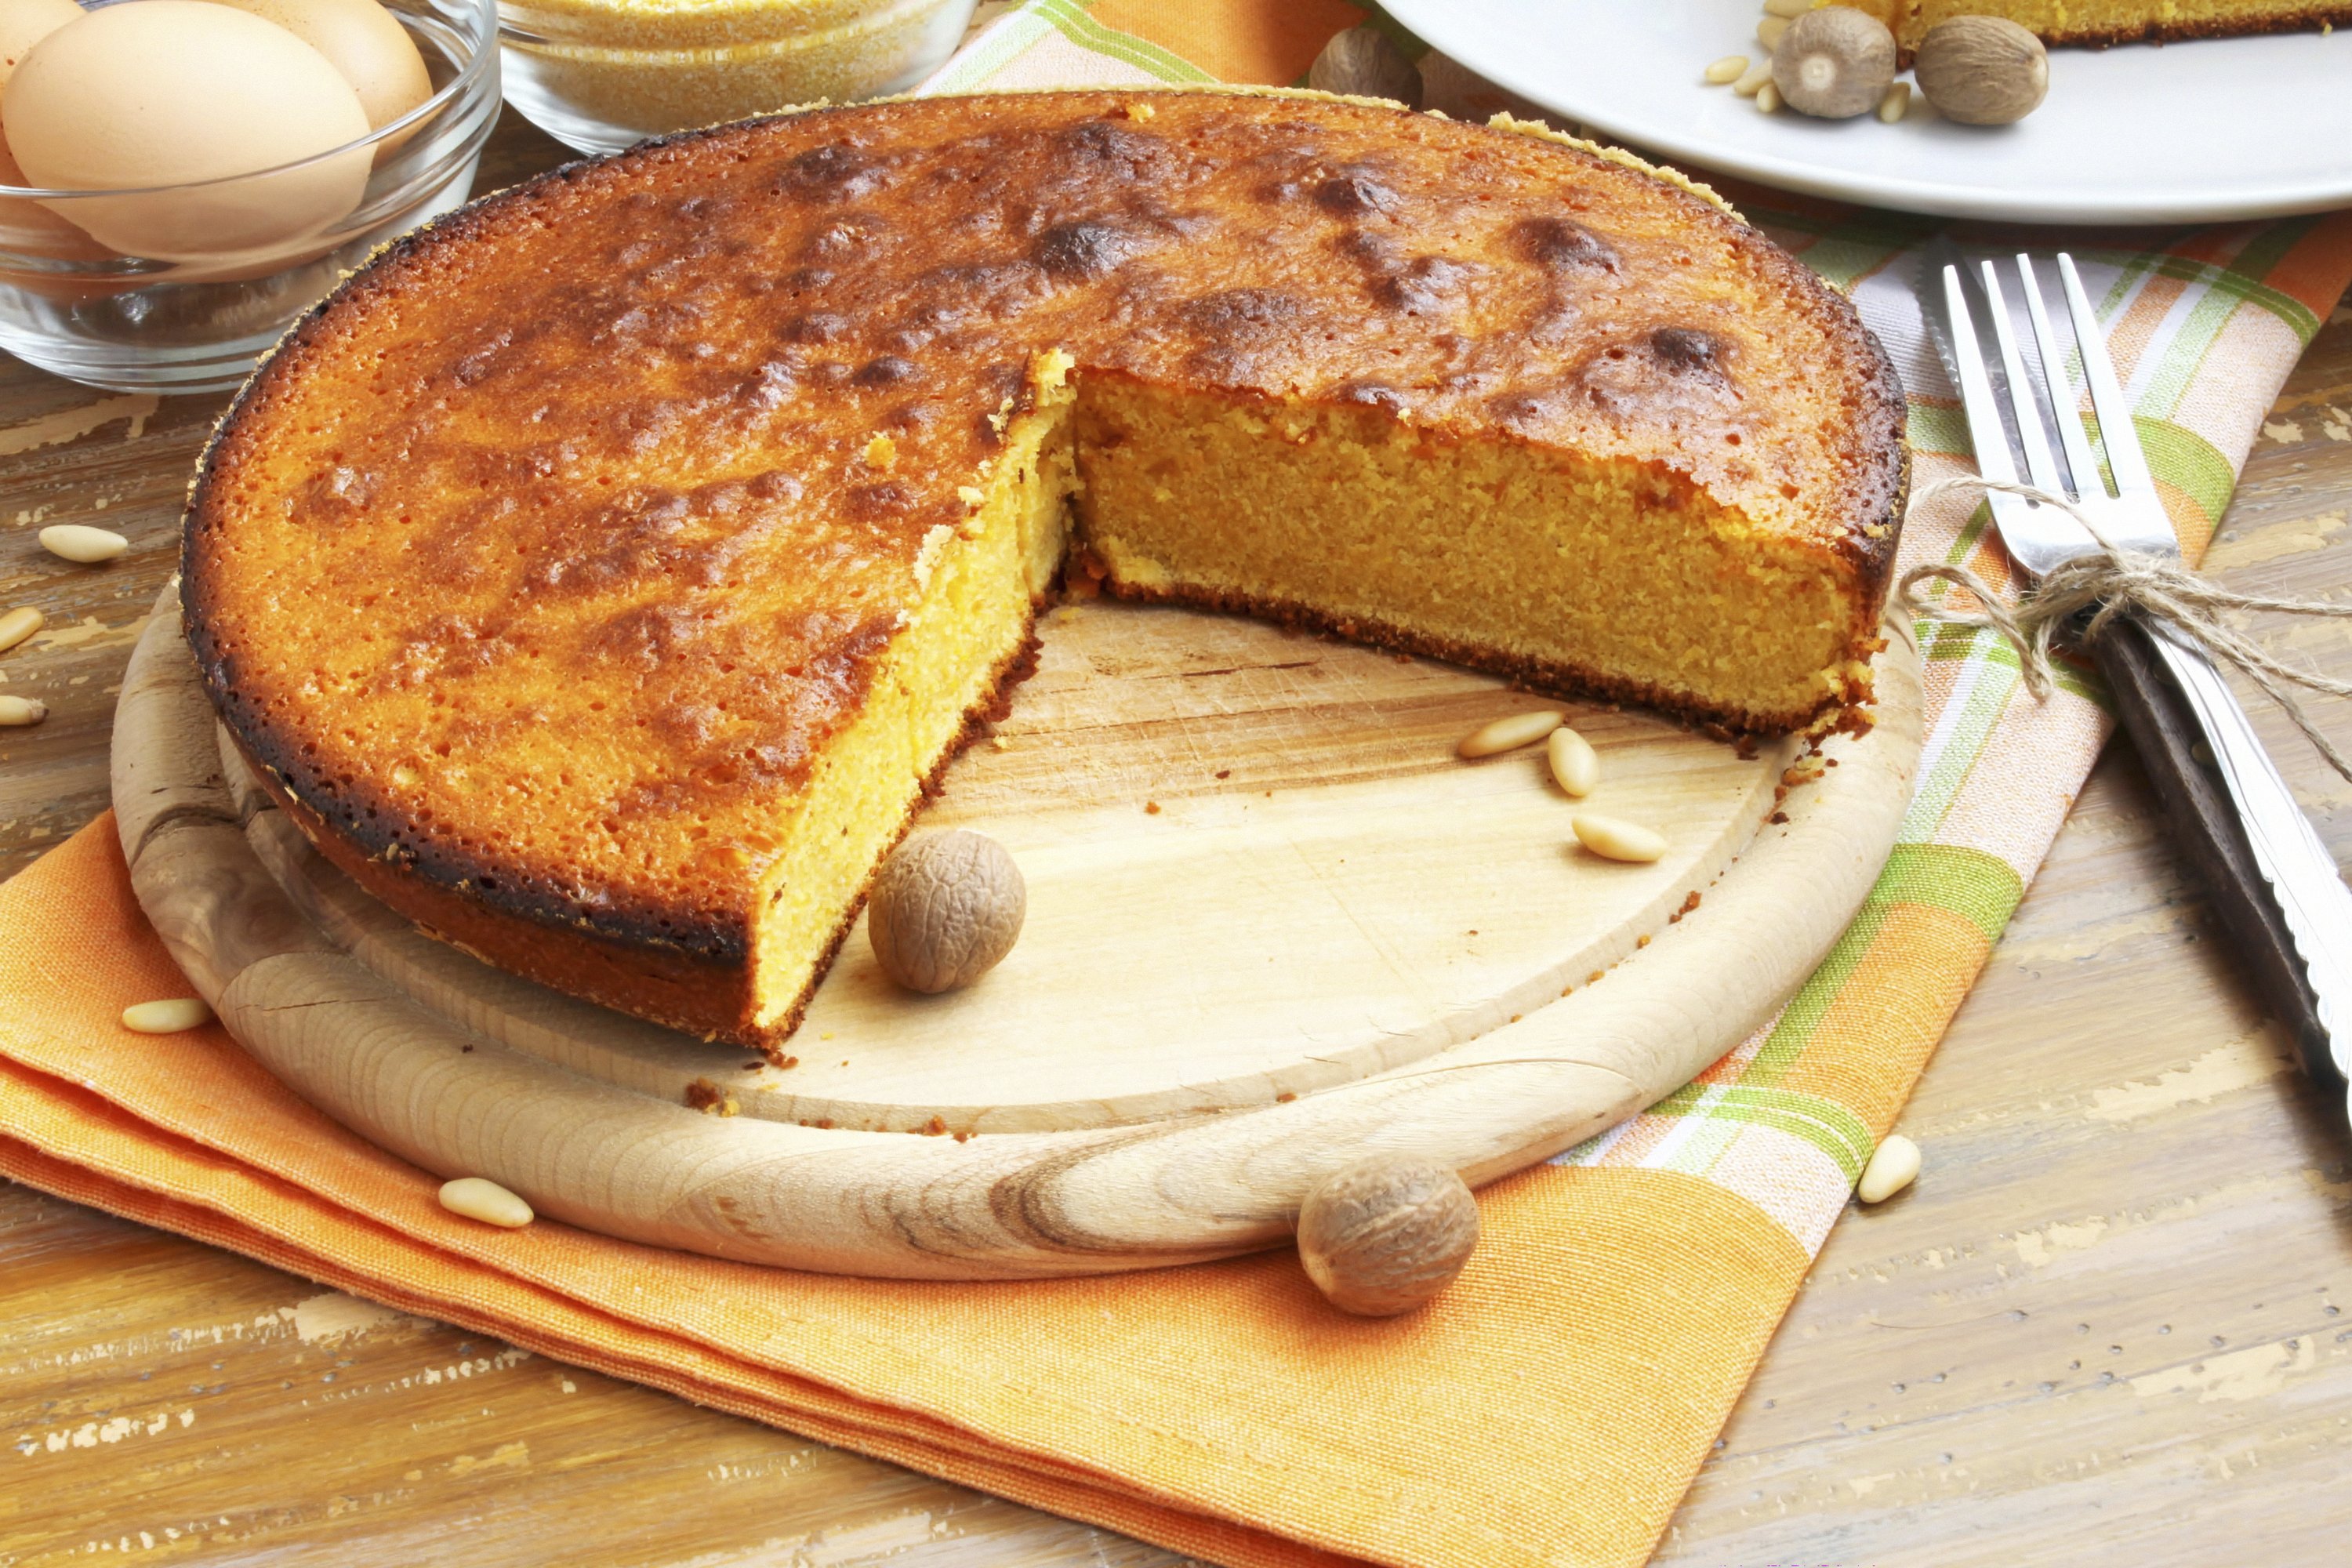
<box><xmin>5</xmin><ymin>821</ymin><xmax>1805</xmax><ymax>1568</ymax></box>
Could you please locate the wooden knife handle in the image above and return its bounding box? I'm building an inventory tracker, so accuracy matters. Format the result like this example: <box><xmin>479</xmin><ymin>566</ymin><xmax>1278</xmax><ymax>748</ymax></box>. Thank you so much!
<box><xmin>2092</xmin><ymin>614</ymin><xmax>2342</xmax><ymax>1087</ymax></box>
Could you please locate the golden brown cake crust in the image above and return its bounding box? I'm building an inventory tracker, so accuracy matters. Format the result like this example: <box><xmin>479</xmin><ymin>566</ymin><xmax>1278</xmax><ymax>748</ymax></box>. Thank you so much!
<box><xmin>183</xmin><ymin>89</ymin><xmax>1906</xmax><ymax>1043</ymax></box>
<box><xmin>221</xmin><ymin>631</ymin><xmax>1040</xmax><ymax>1040</ymax></box>
<box><xmin>249</xmin><ymin>737</ymin><xmax>759</xmax><ymax>1038</ymax></box>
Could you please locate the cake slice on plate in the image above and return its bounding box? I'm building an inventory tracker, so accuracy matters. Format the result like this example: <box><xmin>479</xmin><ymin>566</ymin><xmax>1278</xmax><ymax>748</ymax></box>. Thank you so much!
<box><xmin>1851</xmin><ymin>0</ymin><xmax>2350</xmax><ymax>54</ymax></box>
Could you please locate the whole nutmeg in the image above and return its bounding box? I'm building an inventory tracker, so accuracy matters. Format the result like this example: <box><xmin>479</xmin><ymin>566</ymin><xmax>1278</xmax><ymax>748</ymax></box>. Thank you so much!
<box><xmin>1308</xmin><ymin>24</ymin><xmax>1421</xmax><ymax>109</ymax></box>
<box><xmin>1770</xmin><ymin>6</ymin><xmax>1897</xmax><ymax>120</ymax></box>
<box><xmin>1296</xmin><ymin>1153</ymin><xmax>1480</xmax><ymax>1316</ymax></box>
<box><xmin>866</xmin><ymin>829</ymin><xmax>1025</xmax><ymax>994</ymax></box>
<box><xmin>1914</xmin><ymin>15</ymin><xmax>2048</xmax><ymax>125</ymax></box>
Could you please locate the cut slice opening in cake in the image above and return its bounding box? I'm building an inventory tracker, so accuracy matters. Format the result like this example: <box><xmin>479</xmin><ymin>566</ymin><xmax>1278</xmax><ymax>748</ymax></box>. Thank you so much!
<box><xmin>742</xmin><ymin>351</ymin><xmax>1877</xmax><ymax>1039</ymax></box>
<box><xmin>746</xmin><ymin>361</ymin><xmax>1079</xmax><ymax>1036</ymax></box>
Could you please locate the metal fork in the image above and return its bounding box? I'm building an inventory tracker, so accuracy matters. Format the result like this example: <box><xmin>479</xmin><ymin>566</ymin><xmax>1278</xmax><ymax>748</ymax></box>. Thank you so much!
<box><xmin>1927</xmin><ymin>245</ymin><xmax>2352</xmax><ymax>1099</ymax></box>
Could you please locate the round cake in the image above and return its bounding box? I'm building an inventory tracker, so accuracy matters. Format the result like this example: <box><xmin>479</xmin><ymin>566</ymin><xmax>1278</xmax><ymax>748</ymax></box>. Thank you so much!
<box><xmin>182</xmin><ymin>89</ymin><xmax>1907</xmax><ymax>1048</ymax></box>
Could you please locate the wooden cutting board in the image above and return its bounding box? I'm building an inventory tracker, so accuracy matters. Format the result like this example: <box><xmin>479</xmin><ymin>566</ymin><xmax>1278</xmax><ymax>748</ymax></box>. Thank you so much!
<box><xmin>112</xmin><ymin>584</ymin><xmax>1923</xmax><ymax>1279</ymax></box>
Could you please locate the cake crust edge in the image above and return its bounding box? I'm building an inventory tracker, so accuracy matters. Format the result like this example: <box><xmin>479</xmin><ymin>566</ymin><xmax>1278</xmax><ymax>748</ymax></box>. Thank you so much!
<box><xmin>219</xmin><ymin>622</ymin><xmax>1049</xmax><ymax>1048</ymax></box>
<box><xmin>1891</xmin><ymin>4</ymin><xmax>2352</xmax><ymax>63</ymax></box>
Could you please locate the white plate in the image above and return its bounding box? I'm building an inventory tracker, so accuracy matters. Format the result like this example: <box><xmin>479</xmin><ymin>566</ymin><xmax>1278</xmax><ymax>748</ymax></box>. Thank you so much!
<box><xmin>1384</xmin><ymin>0</ymin><xmax>2352</xmax><ymax>223</ymax></box>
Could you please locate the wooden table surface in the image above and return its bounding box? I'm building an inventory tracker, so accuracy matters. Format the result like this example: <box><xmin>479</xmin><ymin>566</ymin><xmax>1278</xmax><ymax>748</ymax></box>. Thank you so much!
<box><xmin>5</xmin><ymin>106</ymin><xmax>2352</xmax><ymax>1568</ymax></box>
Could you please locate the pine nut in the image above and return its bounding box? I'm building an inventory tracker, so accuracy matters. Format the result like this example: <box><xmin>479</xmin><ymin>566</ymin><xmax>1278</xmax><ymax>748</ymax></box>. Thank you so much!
<box><xmin>39</xmin><ymin>524</ymin><xmax>128</xmax><ymax>564</ymax></box>
<box><xmin>1547</xmin><ymin>726</ymin><xmax>1599</xmax><ymax>797</ymax></box>
<box><xmin>1572</xmin><ymin>814</ymin><xmax>1666</xmax><ymax>862</ymax></box>
<box><xmin>438</xmin><ymin>1176</ymin><xmax>535</xmax><ymax>1228</ymax></box>
<box><xmin>1704</xmin><ymin>54</ymin><xmax>1750</xmax><ymax>84</ymax></box>
<box><xmin>1857</xmin><ymin>1133</ymin><xmax>1922</xmax><ymax>1203</ymax></box>
<box><xmin>1756</xmin><ymin>82</ymin><xmax>1784</xmax><ymax>113</ymax></box>
<box><xmin>1732</xmin><ymin>61</ymin><xmax>1774</xmax><ymax>96</ymax></box>
<box><xmin>1762</xmin><ymin>0</ymin><xmax>1816</xmax><ymax>17</ymax></box>
<box><xmin>1458</xmin><ymin>710</ymin><xmax>1563</xmax><ymax>758</ymax></box>
<box><xmin>0</xmin><ymin>606</ymin><xmax>41</xmax><ymax>653</ymax></box>
<box><xmin>0</xmin><ymin>695</ymin><xmax>44</xmax><ymax>726</ymax></box>
<box><xmin>122</xmin><ymin>997</ymin><xmax>213</xmax><ymax>1033</ymax></box>
<box><xmin>1878</xmin><ymin>82</ymin><xmax>1912</xmax><ymax>122</ymax></box>
<box><xmin>1758</xmin><ymin>16</ymin><xmax>1790</xmax><ymax>50</ymax></box>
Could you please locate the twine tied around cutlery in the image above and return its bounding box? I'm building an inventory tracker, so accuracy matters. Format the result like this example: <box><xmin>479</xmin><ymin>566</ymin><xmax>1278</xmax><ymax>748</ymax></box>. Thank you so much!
<box><xmin>1898</xmin><ymin>474</ymin><xmax>2352</xmax><ymax>783</ymax></box>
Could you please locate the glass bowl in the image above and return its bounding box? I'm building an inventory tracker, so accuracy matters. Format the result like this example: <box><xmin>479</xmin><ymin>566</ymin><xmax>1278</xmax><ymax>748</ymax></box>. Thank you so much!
<box><xmin>497</xmin><ymin>0</ymin><xmax>977</xmax><ymax>156</ymax></box>
<box><xmin>0</xmin><ymin>0</ymin><xmax>502</xmax><ymax>396</ymax></box>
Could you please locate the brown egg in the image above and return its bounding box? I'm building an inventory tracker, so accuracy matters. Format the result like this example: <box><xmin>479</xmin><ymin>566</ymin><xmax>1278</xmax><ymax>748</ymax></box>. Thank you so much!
<box><xmin>0</xmin><ymin>0</ymin><xmax>78</xmax><ymax>85</ymax></box>
<box><xmin>197</xmin><ymin>0</ymin><xmax>433</xmax><ymax>144</ymax></box>
<box><xmin>0</xmin><ymin>131</ymin><xmax>114</xmax><ymax>258</ymax></box>
<box><xmin>0</xmin><ymin>128</ymin><xmax>127</xmax><ymax>301</ymax></box>
<box><xmin>4</xmin><ymin>2</ymin><xmax>371</xmax><ymax>263</ymax></box>
<box><xmin>0</xmin><ymin>0</ymin><xmax>119</xmax><ymax>294</ymax></box>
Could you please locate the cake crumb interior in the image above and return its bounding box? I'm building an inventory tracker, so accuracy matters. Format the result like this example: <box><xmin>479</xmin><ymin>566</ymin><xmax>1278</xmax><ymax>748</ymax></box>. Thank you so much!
<box><xmin>1076</xmin><ymin>376</ymin><xmax>1867</xmax><ymax>728</ymax></box>
<box><xmin>748</xmin><ymin>372</ymin><xmax>1077</xmax><ymax>1036</ymax></box>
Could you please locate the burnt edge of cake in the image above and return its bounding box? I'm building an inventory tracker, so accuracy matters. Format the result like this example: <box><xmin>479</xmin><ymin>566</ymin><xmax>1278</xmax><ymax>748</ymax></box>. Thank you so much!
<box><xmin>1091</xmin><ymin>578</ymin><xmax>1882</xmax><ymax>738</ymax></box>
